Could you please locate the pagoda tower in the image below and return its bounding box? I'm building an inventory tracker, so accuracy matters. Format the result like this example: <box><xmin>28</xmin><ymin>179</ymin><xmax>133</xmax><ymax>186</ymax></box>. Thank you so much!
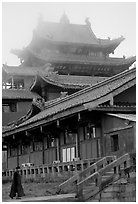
<box><xmin>10</xmin><ymin>14</ymin><xmax>135</xmax><ymax>77</ymax></box>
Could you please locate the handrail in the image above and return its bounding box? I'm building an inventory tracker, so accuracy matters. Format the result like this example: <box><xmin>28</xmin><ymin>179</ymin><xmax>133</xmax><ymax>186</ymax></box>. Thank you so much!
<box><xmin>77</xmin><ymin>153</ymin><xmax>130</xmax><ymax>188</ymax></box>
<box><xmin>58</xmin><ymin>156</ymin><xmax>116</xmax><ymax>191</ymax></box>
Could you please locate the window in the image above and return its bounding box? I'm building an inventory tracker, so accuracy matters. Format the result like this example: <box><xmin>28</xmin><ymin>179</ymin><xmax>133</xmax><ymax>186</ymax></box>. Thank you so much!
<box><xmin>13</xmin><ymin>79</ymin><xmax>24</xmax><ymax>89</ymax></box>
<box><xmin>4</xmin><ymin>78</ymin><xmax>24</xmax><ymax>89</ymax></box>
<box><xmin>35</xmin><ymin>142</ymin><xmax>43</xmax><ymax>151</ymax></box>
<box><xmin>21</xmin><ymin>145</ymin><xmax>29</xmax><ymax>154</ymax></box>
<box><xmin>47</xmin><ymin>135</ymin><xmax>56</xmax><ymax>148</ymax></box>
<box><xmin>110</xmin><ymin>134</ymin><xmax>119</xmax><ymax>152</ymax></box>
<box><xmin>83</xmin><ymin>124</ymin><xmax>96</xmax><ymax>140</ymax></box>
<box><xmin>2</xmin><ymin>103</ymin><xmax>17</xmax><ymax>112</ymax></box>
<box><xmin>9</xmin><ymin>147</ymin><xmax>17</xmax><ymax>157</ymax></box>
<box><xmin>64</xmin><ymin>130</ymin><xmax>76</xmax><ymax>144</ymax></box>
<box><xmin>62</xmin><ymin>147</ymin><xmax>75</xmax><ymax>162</ymax></box>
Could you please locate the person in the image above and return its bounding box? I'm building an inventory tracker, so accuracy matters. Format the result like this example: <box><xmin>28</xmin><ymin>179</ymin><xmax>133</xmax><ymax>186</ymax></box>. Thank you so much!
<box><xmin>9</xmin><ymin>166</ymin><xmax>25</xmax><ymax>199</ymax></box>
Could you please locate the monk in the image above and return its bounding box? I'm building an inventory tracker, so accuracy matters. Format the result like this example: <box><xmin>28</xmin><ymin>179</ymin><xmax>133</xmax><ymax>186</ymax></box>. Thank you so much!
<box><xmin>9</xmin><ymin>166</ymin><xmax>25</xmax><ymax>199</ymax></box>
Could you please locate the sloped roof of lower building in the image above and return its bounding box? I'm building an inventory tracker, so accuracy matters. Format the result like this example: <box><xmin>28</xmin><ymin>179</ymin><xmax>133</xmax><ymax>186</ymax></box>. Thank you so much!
<box><xmin>31</xmin><ymin>73</ymin><xmax>108</xmax><ymax>91</ymax></box>
<box><xmin>2</xmin><ymin>64</ymin><xmax>51</xmax><ymax>77</ymax></box>
<box><xmin>2</xmin><ymin>89</ymin><xmax>40</xmax><ymax>100</ymax></box>
<box><xmin>2</xmin><ymin>67</ymin><xmax>136</xmax><ymax>136</ymax></box>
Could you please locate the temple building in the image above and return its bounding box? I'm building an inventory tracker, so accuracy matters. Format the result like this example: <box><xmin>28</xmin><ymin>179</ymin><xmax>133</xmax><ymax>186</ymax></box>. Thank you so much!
<box><xmin>2</xmin><ymin>14</ymin><xmax>136</xmax><ymax>171</ymax></box>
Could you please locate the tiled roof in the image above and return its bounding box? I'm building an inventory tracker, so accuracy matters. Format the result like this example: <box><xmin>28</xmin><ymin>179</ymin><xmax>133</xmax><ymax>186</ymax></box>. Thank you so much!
<box><xmin>99</xmin><ymin>36</ymin><xmax>124</xmax><ymax>47</ymax></box>
<box><xmin>106</xmin><ymin>113</ymin><xmax>136</xmax><ymax>122</ymax></box>
<box><xmin>36</xmin><ymin>21</ymin><xmax>98</xmax><ymax>45</ymax></box>
<box><xmin>2</xmin><ymin>64</ymin><xmax>50</xmax><ymax>76</ymax></box>
<box><xmin>35</xmin><ymin>21</ymin><xmax>124</xmax><ymax>51</ymax></box>
<box><xmin>28</xmin><ymin>48</ymin><xmax>136</xmax><ymax>66</ymax></box>
<box><xmin>2</xmin><ymin>89</ymin><xmax>40</xmax><ymax>100</ymax></box>
<box><xmin>32</xmin><ymin>74</ymin><xmax>108</xmax><ymax>90</ymax></box>
<box><xmin>2</xmin><ymin>67</ymin><xmax>136</xmax><ymax>136</ymax></box>
<box><xmin>2</xmin><ymin>126</ymin><xmax>12</xmax><ymax>132</ymax></box>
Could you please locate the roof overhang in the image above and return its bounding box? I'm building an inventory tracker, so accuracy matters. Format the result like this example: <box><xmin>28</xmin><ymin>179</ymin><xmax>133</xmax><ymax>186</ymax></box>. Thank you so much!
<box><xmin>106</xmin><ymin>113</ymin><xmax>136</xmax><ymax>122</ymax></box>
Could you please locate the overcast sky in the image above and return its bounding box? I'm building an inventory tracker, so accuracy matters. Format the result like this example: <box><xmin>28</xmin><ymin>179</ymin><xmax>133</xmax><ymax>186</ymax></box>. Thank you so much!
<box><xmin>2</xmin><ymin>2</ymin><xmax>136</xmax><ymax>65</ymax></box>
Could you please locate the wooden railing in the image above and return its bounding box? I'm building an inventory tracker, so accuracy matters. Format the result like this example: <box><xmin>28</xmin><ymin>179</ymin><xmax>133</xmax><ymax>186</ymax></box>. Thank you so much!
<box><xmin>58</xmin><ymin>155</ymin><xmax>116</xmax><ymax>192</ymax></box>
<box><xmin>2</xmin><ymin>157</ymin><xmax>100</xmax><ymax>179</ymax></box>
<box><xmin>76</xmin><ymin>153</ymin><xmax>135</xmax><ymax>201</ymax></box>
<box><xmin>57</xmin><ymin>152</ymin><xmax>135</xmax><ymax>201</ymax></box>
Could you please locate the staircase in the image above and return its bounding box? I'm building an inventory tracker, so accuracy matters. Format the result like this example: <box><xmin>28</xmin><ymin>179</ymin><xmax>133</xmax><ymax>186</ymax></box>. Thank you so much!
<box><xmin>58</xmin><ymin>152</ymin><xmax>135</xmax><ymax>201</ymax></box>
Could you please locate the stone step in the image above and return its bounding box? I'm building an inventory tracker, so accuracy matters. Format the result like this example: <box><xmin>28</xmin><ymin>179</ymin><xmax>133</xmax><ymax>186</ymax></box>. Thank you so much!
<box><xmin>83</xmin><ymin>186</ymin><xmax>99</xmax><ymax>201</ymax></box>
<box><xmin>101</xmin><ymin>174</ymin><xmax>111</xmax><ymax>181</ymax></box>
<box><xmin>83</xmin><ymin>184</ymin><xmax>96</xmax><ymax>193</ymax></box>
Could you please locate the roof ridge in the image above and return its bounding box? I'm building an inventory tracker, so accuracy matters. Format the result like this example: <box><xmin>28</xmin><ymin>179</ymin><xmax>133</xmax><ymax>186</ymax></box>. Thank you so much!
<box><xmin>42</xmin><ymin>67</ymin><xmax>136</xmax><ymax>110</ymax></box>
<box><xmin>40</xmin><ymin>20</ymin><xmax>90</xmax><ymax>27</ymax></box>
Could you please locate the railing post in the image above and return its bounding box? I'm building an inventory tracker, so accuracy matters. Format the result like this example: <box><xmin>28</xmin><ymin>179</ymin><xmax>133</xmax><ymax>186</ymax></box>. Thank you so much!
<box><xmin>114</xmin><ymin>166</ymin><xmax>119</xmax><ymax>174</ymax></box>
<box><xmin>77</xmin><ymin>184</ymin><xmax>84</xmax><ymax>201</ymax></box>
<box><xmin>81</xmin><ymin>160</ymin><xmax>84</xmax><ymax>171</ymax></box>
<box><xmin>76</xmin><ymin>171</ymin><xmax>84</xmax><ymax>201</ymax></box>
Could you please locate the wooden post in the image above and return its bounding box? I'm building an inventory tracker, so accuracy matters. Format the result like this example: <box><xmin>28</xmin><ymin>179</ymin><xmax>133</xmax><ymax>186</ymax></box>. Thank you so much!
<box><xmin>56</xmin><ymin>137</ymin><xmax>60</xmax><ymax>161</ymax></box>
<box><xmin>100</xmin><ymin>118</ymin><xmax>105</xmax><ymax>157</ymax></box>
<box><xmin>76</xmin><ymin>126</ymin><xmax>81</xmax><ymax>159</ymax></box>
<box><xmin>75</xmin><ymin>133</ymin><xmax>79</xmax><ymax>158</ymax></box>
<box><xmin>7</xmin><ymin>145</ymin><xmax>9</xmax><ymax>169</ymax></box>
<box><xmin>42</xmin><ymin>134</ymin><xmax>45</xmax><ymax>164</ymax></box>
<box><xmin>40</xmin><ymin>127</ymin><xmax>45</xmax><ymax>165</ymax></box>
<box><xmin>17</xmin><ymin>144</ymin><xmax>19</xmax><ymax>167</ymax></box>
<box><xmin>11</xmin><ymin>76</ymin><xmax>14</xmax><ymax>88</ymax></box>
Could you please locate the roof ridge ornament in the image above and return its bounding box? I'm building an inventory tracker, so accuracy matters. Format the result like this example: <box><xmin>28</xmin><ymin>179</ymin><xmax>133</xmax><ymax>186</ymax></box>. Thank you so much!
<box><xmin>60</xmin><ymin>12</ymin><xmax>70</xmax><ymax>24</ymax></box>
<box><xmin>85</xmin><ymin>17</ymin><xmax>91</xmax><ymax>27</ymax></box>
<box><xmin>42</xmin><ymin>63</ymin><xmax>58</xmax><ymax>76</ymax></box>
<box><xmin>38</xmin><ymin>13</ymin><xmax>44</xmax><ymax>24</ymax></box>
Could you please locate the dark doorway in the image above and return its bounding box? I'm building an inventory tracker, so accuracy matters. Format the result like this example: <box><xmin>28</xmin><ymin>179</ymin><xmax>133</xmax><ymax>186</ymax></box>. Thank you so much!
<box><xmin>110</xmin><ymin>134</ymin><xmax>119</xmax><ymax>152</ymax></box>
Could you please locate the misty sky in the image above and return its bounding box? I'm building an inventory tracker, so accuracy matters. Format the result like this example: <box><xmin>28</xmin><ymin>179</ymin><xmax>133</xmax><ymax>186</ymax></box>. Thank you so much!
<box><xmin>2</xmin><ymin>2</ymin><xmax>136</xmax><ymax>65</ymax></box>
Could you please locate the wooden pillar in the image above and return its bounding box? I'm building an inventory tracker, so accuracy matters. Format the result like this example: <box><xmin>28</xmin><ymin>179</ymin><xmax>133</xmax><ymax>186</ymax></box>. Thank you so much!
<box><xmin>77</xmin><ymin>114</ymin><xmax>81</xmax><ymax>159</ymax></box>
<box><xmin>40</xmin><ymin>126</ymin><xmax>45</xmax><ymax>164</ymax></box>
<box><xmin>7</xmin><ymin>145</ymin><xmax>9</xmax><ymax>169</ymax></box>
<box><xmin>76</xmin><ymin>127</ymin><xmax>81</xmax><ymax>159</ymax></box>
<box><xmin>56</xmin><ymin>137</ymin><xmax>60</xmax><ymax>161</ymax></box>
<box><xmin>42</xmin><ymin>134</ymin><xmax>45</xmax><ymax>164</ymax></box>
<box><xmin>11</xmin><ymin>76</ymin><xmax>14</xmax><ymax>88</ymax></box>
<box><xmin>17</xmin><ymin>144</ymin><xmax>19</xmax><ymax>167</ymax></box>
<box><xmin>75</xmin><ymin>133</ymin><xmax>79</xmax><ymax>158</ymax></box>
<box><xmin>100</xmin><ymin>118</ymin><xmax>105</xmax><ymax>157</ymax></box>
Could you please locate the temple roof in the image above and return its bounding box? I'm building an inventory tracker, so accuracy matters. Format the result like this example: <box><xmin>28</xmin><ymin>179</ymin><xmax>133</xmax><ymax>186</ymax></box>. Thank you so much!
<box><xmin>35</xmin><ymin>21</ymin><xmax>98</xmax><ymax>45</ymax></box>
<box><xmin>33</xmin><ymin>20</ymin><xmax>124</xmax><ymax>50</ymax></box>
<box><xmin>2</xmin><ymin>89</ymin><xmax>40</xmax><ymax>100</ymax></box>
<box><xmin>11</xmin><ymin>17</ymin><xmax>125</xmax><ymax>59</ymax></box>
<box><xmin>31</xmin><ymin>73</ymin><xmax>108</xmax><ymax>91</ymax></box>
<box><xmin>2</xmin><ymin>67</ymin><xmax>136</xmax><ymax>136</ymax></box>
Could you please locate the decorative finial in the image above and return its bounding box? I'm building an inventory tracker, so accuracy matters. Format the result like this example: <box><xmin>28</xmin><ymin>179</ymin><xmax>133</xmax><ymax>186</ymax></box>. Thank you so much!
<box><xmin>38</xmin><ymin>13</ymin><xmax>43</xmax><ymax>24</ymax></box>
<box><xmin>60</xmin><ymin>12</ymin><xmax>70</xmax><ymax>24</ymax></box>
<box><xmin>85</xmin><ymin>17</ymin><xmax>91</xmax><ymax>27</ymax></box>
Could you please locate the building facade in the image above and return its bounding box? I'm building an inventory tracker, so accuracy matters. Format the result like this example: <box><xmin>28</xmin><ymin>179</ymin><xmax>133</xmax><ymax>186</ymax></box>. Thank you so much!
<box><xmin>3</xmin><ymin>68</ymin><xmax>136</xmax><ymax>169</ymax></box>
